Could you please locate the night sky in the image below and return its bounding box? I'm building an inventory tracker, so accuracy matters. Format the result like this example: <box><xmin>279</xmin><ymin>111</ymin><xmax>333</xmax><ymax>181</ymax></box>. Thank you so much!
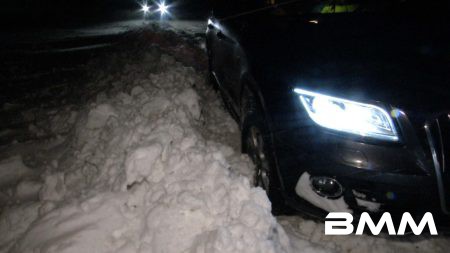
<box><xmin>2</xmin><ymin>0</ymin><xmax>210</xmax><ymax>28</ymax></box>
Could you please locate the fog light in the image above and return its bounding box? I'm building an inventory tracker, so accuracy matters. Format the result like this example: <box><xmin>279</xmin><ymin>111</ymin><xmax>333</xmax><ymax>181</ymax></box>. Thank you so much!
<box><xmin>311</xmin><ymin>176</ymin><xmax>343</xmax><ymax>199</ymax></box>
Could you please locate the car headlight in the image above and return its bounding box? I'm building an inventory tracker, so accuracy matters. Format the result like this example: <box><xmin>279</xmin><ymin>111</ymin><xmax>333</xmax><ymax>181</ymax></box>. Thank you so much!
<box><xmin>157</xmin><ymin>2</ymin><xmax>169</xmax><ymax>16</ymax></box>
<box><xmin>294</xmin><ymin>88</ymin><xmax>399</xmax><ymax>141</ymax></box>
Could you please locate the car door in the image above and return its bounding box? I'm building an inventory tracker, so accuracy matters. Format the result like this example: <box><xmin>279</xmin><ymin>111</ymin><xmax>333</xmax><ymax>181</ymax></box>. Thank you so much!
<box><xmin>215</xmin><ymin>20</ymin><xmax>242</xmax><ymax>107</ymax></box>
<box><xmin>210</xmin><ymin>1</ymin><xmax>255</xmax><ymax>110</ymax></box>
<box><xmin>207</xmin><ymin>16</ymin><xmax>228</xmax><ymax>89</ymax></box>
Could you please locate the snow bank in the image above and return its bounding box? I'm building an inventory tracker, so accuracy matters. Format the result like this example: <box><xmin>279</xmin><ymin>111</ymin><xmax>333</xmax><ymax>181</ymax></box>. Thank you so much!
<box><xmin>0</xmin><ymin>156</ymin><xmax>34</xmax><ymax>188</ymax></box>
<box><xmin>0</xmin><ymin>49</ymin><xmax>288</xmax><ymax>253</ymax></box>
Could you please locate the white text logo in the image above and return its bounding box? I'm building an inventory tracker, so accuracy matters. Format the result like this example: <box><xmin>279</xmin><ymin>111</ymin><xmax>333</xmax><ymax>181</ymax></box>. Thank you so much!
<box><xmin>325</xmin><ymin>212</ymin><xmax>438</xmax><ymax>235</ymax></box>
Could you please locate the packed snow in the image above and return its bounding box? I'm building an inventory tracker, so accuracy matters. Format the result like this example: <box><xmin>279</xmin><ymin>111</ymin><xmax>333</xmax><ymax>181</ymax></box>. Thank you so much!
<box><xmin>0</xmin><ymin>30</ymin><xmax>291</xmax><ymax>253</ymax></box>
<box><xmin>0</xmin><ymin>27</ymin><xmax>449</xmax><ymax>253</ymax></box>
<box><xmin>279</xmin><ymin>215</ymin><xmax>450</xmax><ymax>253</ymax></box>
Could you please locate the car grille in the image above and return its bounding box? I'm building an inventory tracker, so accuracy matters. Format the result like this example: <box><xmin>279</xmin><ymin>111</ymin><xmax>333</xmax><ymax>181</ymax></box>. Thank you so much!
<box><xmin>425</xmin><ymin>114</ymin><xmax>450</xmax><ymax>214</ymax></box>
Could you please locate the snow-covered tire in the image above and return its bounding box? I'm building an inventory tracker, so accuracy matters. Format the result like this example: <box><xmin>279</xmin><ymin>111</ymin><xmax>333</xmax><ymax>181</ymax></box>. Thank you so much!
<box><xmin>241</xmin><ymin>87</ymin><xmax>288</xmax><ymax>215</ymax></box>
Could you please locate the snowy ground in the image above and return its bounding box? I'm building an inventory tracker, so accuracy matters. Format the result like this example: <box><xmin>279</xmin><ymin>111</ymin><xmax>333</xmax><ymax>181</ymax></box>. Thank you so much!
<box><xmin>1</xmin><ymin>19</ymin><xmax>205</xmax><ymax>46</ymax></box>
<box><xmin>1</xmin><ymin>24</ymin><xmax>449</xmax><ymax>253</ymax></box>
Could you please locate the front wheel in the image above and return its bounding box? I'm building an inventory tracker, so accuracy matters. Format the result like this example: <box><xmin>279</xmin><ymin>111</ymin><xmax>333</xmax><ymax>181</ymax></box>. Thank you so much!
<box><xmin>246</xmin><ymin>125</ymin><xmax>271</xmax><ymax>191</ymax></box>
<box><xmin>241</xmin><ymin>90</ymin><xmax>290</xmax><ymax>215</ymax></box>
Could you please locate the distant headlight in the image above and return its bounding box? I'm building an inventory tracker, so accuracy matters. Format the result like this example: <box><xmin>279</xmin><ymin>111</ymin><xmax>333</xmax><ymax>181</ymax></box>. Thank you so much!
<box><xmin>157</xmin><ymin>2</ymin><xmax>169</xmax><ymax>16</ymax></box>
<box><xmin>294</xmin><ymin>88</ymin><xmax>399</xmax><ymax>141</ymax></box>
<box><xmin>141</xmin><ymin>4</ymin><xmax>150</xmax><ymax>13</ymax></box>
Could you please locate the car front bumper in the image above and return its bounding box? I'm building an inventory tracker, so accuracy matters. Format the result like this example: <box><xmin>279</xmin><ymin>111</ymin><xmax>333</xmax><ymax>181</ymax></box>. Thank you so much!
<box><xmin>270</xmin><ymin>106</ymin><xmax>450</xmax><ymax>225</ymax></box>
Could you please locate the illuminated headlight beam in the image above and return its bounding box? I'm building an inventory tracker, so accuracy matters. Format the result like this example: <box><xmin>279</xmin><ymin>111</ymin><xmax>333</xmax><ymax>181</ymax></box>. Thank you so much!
<box><xmin>141</xmin><ymin>4</ymin><xmax>150</xmax><ymax>13</ymax></box>
<box><xmin>157</xmin><ymin>2</ymin><xmax>169</xmax><ymax>16</ymax></box>
<box><xmin>294</xmin><ymin>88</ymin><xmax>399</xmax><ymax>141</ymax></box>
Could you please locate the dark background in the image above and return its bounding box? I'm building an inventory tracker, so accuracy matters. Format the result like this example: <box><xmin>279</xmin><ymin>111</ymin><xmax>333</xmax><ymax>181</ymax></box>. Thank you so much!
<box><xmin>1</xmin><ymin>0</ymin><xmax>210</xmax><ymax>29</ymax></box>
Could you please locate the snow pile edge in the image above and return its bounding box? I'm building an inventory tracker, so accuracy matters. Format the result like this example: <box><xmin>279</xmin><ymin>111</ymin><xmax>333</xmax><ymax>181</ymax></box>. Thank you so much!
<box><xmin>0</xmin><ymin>53</ymin><xmax>289</xmax><ymax>253</ymax></box>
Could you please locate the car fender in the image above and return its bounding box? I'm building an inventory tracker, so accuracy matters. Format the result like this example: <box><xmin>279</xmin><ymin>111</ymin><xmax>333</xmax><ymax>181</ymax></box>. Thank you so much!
<box><xmin>239</xmin><ymin>73</ymin><xmax>288</xmax><ymax>193</ymax></box>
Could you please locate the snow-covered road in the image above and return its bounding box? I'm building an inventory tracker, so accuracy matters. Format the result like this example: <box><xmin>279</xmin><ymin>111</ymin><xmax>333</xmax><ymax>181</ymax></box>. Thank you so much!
<box><xmin>1</xmin><ymin>19</ymin><xmax>205</xmax><ymax>45</ymax></box>
<box><xmin>1</xmin><ymin>23</ymin><xmax>449</xmax><ymax>253</ymax></box>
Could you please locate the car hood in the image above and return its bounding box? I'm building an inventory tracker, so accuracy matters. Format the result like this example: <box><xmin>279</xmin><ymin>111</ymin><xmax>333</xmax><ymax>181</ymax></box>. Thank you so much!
<box><xmin>238</xmin><ymin>13</ymin><xmax>450</xmax><ymax>115</ymax></box>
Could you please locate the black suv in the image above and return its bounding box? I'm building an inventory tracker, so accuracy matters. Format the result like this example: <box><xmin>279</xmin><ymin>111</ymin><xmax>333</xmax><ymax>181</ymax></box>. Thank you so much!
<box><xmin>206</xmin><ymin>0</ymin><xmax>450</xmax><ymax>224</ymax></box>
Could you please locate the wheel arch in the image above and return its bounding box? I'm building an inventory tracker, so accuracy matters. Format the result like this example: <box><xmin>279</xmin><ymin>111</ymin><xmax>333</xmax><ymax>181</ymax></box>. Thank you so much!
<box><xmin>239</xmin><ymin>73</ymin><xmax>279</xmax><ymax>174</ymax></box>
<box><xmin>239</xmin><ymin>74</ymin><xmax>291</xmax><ymax>212</ymax></box>
<box><xmin>239</xmin><ymin>73</ymin><xmax>271</xmax><ymax>128</ymax></box>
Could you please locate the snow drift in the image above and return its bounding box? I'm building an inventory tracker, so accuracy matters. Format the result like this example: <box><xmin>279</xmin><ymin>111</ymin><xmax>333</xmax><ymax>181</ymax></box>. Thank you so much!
<box><xmin>0</xmin><ymin>47</ymin><xmax>289</xmax><ymax>252</ymax></box>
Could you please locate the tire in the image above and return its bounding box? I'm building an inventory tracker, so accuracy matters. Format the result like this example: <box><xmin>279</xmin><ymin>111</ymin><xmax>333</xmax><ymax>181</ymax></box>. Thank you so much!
<box><xmin>241</xmin><ymin>87</ymin><xmax>289</xmax><ymax>215</ymax></box>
